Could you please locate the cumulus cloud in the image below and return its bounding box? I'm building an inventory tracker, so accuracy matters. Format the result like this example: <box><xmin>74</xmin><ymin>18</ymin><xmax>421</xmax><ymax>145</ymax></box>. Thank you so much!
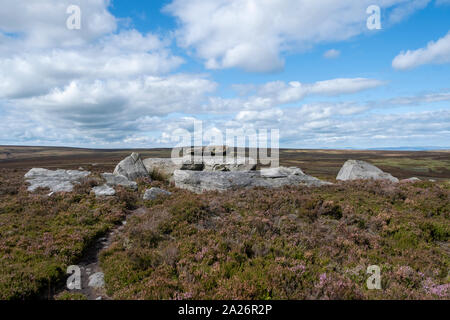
<box><xmin>392</xmin><ymin>31</ymin><xmax>450</xmax><ymax>70</ymax></box>
<box><xmin>0</xmin><ymin>0</ymin><xmax>445</xmax><ymax>149</ymax></box>
<box><xmin>165</xmin><ymin>0</ymin><xmax>430</xmax><ymax>72</ymax></box>
<box><xmin>0</xmin><ymin>0</ymin><xmax>116</xmax><ymax>49</ymax></box>
<box><xmin>0</xmin><ymin>30</ymin><xmax>184</xmax><ymax>99</ymax></box>
<box><xmin>0</xmin><ymin>0</ymin><xmax>215</xmax><ymax>145</ymax></box>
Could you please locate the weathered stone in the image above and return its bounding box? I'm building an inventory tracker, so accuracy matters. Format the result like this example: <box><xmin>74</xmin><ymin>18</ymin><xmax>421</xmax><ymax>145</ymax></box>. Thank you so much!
<box><xmin>202</xmin><ymin>156</ymin><xmax>256</xmax><ymax>172</ymax></box>
<box><xmin>336</xmin><ymin>160</ymin><xmax>399</xmax><ymax>183</ymax></box>
<box><xmin>260</xmin><ymin>166</ymin><xmax>304</xmax><ymax>178</ymax></box>
<box><xmin>102</xmin><ymin>173</ymin><xmax>138</xmax><ymax>191</ymax></box>
<box><xmin>173</xmin><ymin>167</ymin><xmax>330</xmax><ymax>193</ymax></box>
<box><xmin>143</xmin><ymin>187</ymin><xmax>172</xmax><ymax>200</ymax></box>
<box><xmin>400</xmin><ymin>177</ymin><xmax>421</xmax><ymax>183</ymax></box>
<box><xmin>92</xmin><ymin>184</ymin><xmax>116</xmax><ymax>197</ymax></box>
<box><xmin>24</xmin><ymin>168</ymin><xmax>91</xmax><ymax>193</ymax></box>
<box><xmin>88</xmin><ymin>272</ymin><xmax>105</xmax><ymax>288</ymax></box>
<box><xmin>143</xmin><ymin>158</ymin><xmax>204</xmax><ymax>179</ymax></box>
<box><xmin>113</xmin><ymin>152</ymin><xmax>148</xmax><ymax>181</ymax></box>
<box><xmin>143</xmin><ymin>155</ymin><xmax>255</xmax><ymax>178</ymax></box>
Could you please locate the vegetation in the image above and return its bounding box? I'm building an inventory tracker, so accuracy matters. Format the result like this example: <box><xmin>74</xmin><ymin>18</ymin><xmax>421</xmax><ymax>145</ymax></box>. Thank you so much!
<box><xmin>0</xmin><ymin>168</ymin><xmax>130</xmax><ymax>299</ymax></box>
<box><xmin>0</xmin><ymin>149</ymin><xmax>449</xmax><ymax>300</ymax></box>
<box><xmin>100</xmin><ymin>179</ymin><xmax>449</xmax><ymax>300</ymax></box>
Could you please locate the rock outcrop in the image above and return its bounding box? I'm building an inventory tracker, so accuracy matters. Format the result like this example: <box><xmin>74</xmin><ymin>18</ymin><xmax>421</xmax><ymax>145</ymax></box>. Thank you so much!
<box><xmin>24</xmin><ymin>168</ymin><xmax>91</xmax><ymax>193</ymax></box>
<box><xmin>143</xmin><ymin>156</ymin><xmax>256</xmax><ymax>179</ymax></box>
<box><xmin>143</xmin><ymin>187</ymin><xmax>172</xmax><ymax>200</ymax></box>
<box><xmin>143</xmin><ymin>158</ymin><xmax>204</xmax><ymax>179</ymax></box>
<box><xmin>336</xmin><ymin>160</ymin><xmax>399</xmax><ymax>183</ymax></box>
<box><xmin>173</xmin><ymin>166</ymin><xmax>330</xmax><ymax>193</ymax></box>
<box><xmin>202</xmin><ymin>156</ymin><xmax>256</xmax><ymax>172</ymax></box>
<box><xmin>102</xmin><ymin>173</ymin><xmax>138</xmax><ymax>191</ymax></box>
<box><xmin>113</xmin><ymin>152</ymin><xmax>148</xmax><ymax>181</ymax></box>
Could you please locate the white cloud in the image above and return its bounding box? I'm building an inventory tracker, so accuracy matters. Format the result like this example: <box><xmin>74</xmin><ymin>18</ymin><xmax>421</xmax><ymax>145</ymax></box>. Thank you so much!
<box><xmin>236</xmin><ymin>109</ymin><xmax>284</xmax><ymax>122</ymax></box>
<box><xmin>0</xmin><ymin>0</ymin><xmax>214</xmax><ymax>146</ymax></box>
<box><xmin>392</xmin><ymin>31</ymin><xmax>450</xmax><ymax>70</ymax></box>
<box><xmin>226</xmin><ymin>104</ymin><xmax>450</xmax><ymax>148</ymax></box>
<box><xmin>206</xmin><ymin>78</ymin><xmax>385</xmax><ymax>113</ymax></box>
<box><xmin>165</xmin><ymin>0</ymin><xmax>430</xmax><ymax>72</ymax></box>
<box><xmin>323</xmin><ymin>49</ymin><xmax>340</xmax><ymax>59</ymax></box>
<box><xmin>0</xmin><ymin>0</ymin><xmax>445</xmax><ymax>149</ymax></box>
<box><xmin>385</xmin><ymin>91</ymin><xmax>450</xmax><ymax>105</ymax></box>
<box><xmin>0</xmin><ymin>30</ymin><xmax>184</xmax><ymax>99</ymax></box>
<box><xmin>0</xmin><ymin>0</ymin><xmax>116</xmax><ymax>49</ymax></box>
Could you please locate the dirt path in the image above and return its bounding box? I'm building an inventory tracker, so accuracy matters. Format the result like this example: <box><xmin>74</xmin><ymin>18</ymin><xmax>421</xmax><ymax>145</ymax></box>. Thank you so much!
<box><xmin>49</xmin><ymin>207</ymin><xmax>146</xmax><ymax>300</ymax></box>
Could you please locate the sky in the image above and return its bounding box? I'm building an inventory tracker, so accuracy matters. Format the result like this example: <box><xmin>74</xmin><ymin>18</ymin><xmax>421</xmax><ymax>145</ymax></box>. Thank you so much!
<box><xmin>0</xmin><ymin>0</ymin><xmax>449</xmax><ymax>149</ymax></box>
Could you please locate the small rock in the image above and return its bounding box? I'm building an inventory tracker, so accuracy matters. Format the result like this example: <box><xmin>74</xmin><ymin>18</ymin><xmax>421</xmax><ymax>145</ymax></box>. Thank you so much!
<box><xmin>96</xmin><ymin>296</ymin><xmax>102</xmax><ymax>300</ymax></box>
<box><xmin>92</xmin><ymin>185</ymin><xmax>116</xmax><ymax>197</ymax></box>
<box><xmin>102</xmin><ymin>173</ymin><xmax>138</xmax><ymax>191</ymax></box>
<box><xmin>88</xmin><ymin>272</ymin><xmax>105</xmax><ymax>288</ymax></box>
<box><xmin>143</xmin><ymin>187</ymin><xmax>172</xmax><ymax>200</ymax></box>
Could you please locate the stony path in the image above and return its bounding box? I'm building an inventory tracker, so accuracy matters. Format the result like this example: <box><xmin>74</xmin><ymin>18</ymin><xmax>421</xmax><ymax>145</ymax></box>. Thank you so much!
<box><xmin>51</xmin><ymin>207</ymin><xmax>146</xmax><ymax>300</ymax></box>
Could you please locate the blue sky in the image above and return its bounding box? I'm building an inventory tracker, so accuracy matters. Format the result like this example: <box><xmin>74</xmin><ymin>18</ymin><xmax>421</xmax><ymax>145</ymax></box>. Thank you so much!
<box><xmin>0</xmin><ymin>0</ymin><xmax>449</xmax><ymax>149</ymax></box>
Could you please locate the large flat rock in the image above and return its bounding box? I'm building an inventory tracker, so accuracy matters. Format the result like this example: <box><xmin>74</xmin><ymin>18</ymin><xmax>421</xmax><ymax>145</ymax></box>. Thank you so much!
<box><xmin>24</xmin><ymin>168</ymin><xmax>91</xmax><ymax>192</ymax></box>
<box><xmin>336</xmin><ymin>160</ymin><xmax>399</xmax><ymax>183</ymax></box>
<box><xmin>174</xmin><ymin>166</ymin><xmax>330</xmax><ymax>193</ymax></box>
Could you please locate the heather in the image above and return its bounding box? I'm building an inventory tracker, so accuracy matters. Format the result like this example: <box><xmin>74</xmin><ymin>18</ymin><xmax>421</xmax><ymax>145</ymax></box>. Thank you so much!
<box><xmin>0</xmin><ymin>164</ymin><xmax>449</xmax><ymax>300</ymax></box>
<box><xmin>100</xmin><ymin>179</ymin><xmax>449</xmax><ymax>300</ymax></box>
<box><xmin>0</xmin><ymin>167</ymin><xmax>131</xmax><ymax>299</ymax></box>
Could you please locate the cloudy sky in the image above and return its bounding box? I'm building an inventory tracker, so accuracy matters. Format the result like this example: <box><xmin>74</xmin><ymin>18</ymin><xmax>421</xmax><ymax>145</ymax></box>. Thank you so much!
<box><xmin>0</xmin><ymin>0</ymin><xmax>449</xmax><ymax>149</ymax></box>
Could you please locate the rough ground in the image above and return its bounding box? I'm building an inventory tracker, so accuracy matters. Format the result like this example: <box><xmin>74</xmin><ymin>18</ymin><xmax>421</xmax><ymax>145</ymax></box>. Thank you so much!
<box><xmin>0</xmin><ymin>147</ymin><xmax>449</xmax><ymax>300</ymax></box>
